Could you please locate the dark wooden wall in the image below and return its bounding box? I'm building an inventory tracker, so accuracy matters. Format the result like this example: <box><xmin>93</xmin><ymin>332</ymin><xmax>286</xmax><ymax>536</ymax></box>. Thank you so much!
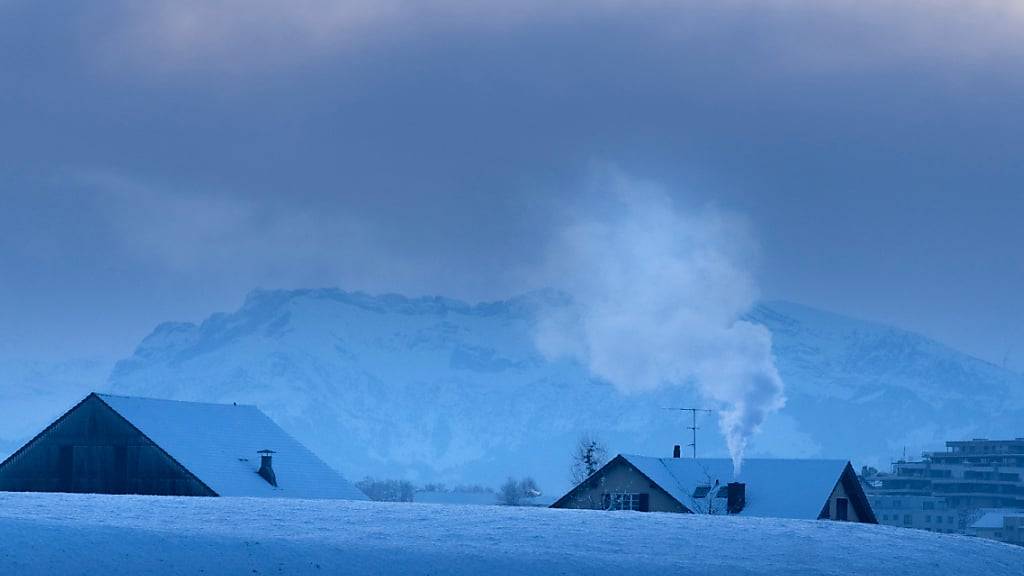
<box><xmin>0</xmin><ymin>395</ymin><xmax>214</xmax><ymax>496</ymax></box>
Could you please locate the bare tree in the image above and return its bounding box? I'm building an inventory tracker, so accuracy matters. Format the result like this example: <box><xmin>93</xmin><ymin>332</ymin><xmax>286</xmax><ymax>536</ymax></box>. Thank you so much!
<box><xmin>499</xmin><ymin>476</ymin><xmax>542</xmax><ymax>506</ymax></box>
<box><xmin>958</xmin><ymin>506</ymin><xmax>984</xmax><ymax>533</ymax></box>
<box><xmin>355</xmin><ymin>477</ymin><xmax>415</xmax><ymax>502</ymax></box>
<box><xmin>570</xmin><ymin>434</ymin><xmax>608</xmax><ymax>485</ymax></box>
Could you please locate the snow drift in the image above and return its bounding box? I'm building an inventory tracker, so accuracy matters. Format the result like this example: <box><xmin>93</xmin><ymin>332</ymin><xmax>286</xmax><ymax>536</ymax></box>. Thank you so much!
<box><xmin>0</xmin><ymin>492</ymin><xmax>1020</xmax><ymax>576</ymax></box>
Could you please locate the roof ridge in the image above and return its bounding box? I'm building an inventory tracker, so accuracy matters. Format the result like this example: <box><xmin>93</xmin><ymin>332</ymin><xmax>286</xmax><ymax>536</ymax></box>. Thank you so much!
<box><xmin>625</xmin><ymin>454</ymin><xmax>849</xmax><ymax>464</ymax></box>
<box><xmin>96</xmin><ymin>392</ymin><xmax>257</xmax><ymax>409</ymax></box>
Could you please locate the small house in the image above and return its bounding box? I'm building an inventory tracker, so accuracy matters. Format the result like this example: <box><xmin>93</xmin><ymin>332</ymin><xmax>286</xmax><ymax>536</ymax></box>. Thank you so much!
<box><xmin>551</xmin><ymin>451</ymin><xmax>876</xmax><ymax>523</ymax></box>
<box><xmin>969</xmin><ymin>509</ymin><xmax>1024</xmax><ymax>546</ymax></box>
<box><xmin>0</xmin><ymin>393</ymin><xmax>367</xmax><ymax>500</ymax></box>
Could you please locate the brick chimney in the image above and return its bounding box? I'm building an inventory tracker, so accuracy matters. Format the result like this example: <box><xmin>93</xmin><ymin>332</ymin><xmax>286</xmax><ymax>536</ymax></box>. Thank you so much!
<box><xmin>726</xmin><ymin>482</ymin><xmax>745</xmax><ymax>514</ymax></box>
<box><xmin>257</xmin><ymin>449</ymin><xmax>278</xmax><ymax>487</ymax></box>
<box><xmin>673</xmin><ymin>445</ymin><xmax>681</xmax><ymax>458</ymax></box>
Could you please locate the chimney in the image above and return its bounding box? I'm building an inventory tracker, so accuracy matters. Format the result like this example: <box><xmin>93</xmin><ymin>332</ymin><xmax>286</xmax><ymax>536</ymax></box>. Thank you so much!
<box><xmin>257</xmin><ymin>449</ymin><xmax>278</xmax><ymax>487</ymax></box>
<box><xmin>726</xmin><ymin>482</ymin><xmax>745</xmax><ymax>514</ymax></box>
<box><xmin>673</xmin><ymin>445</ymin><xmax>681</xmax><ymax>458</ymax></box>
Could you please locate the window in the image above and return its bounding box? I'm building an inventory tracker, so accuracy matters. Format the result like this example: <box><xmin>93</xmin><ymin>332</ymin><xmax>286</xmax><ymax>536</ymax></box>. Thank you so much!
<box><xmin>603</xmin><ymin>493</ymin><xmax>649</xmax><ymax>512</ymax></box>
<box><xmin>904</xmin><ymin>515</ymin><xmax>913</xmax><ymax>526</ymax></box>
<box><xmin>936</xmin><ymin>516</ymin><xmax>942</xmax><ymax>524</ymax></box>
<box><xmin>947</xmin><ymin>516</ymin><xmax>954</xmax><ymax>525</ymax></box>
<box><xmin>692</xmin><ymin>485</ymin><xmax>728</xmax><ymax>499</ymax></box>
<box><xmin>923</xmin><ymin>502</ymin><xmax>935</xmax><ymax>510</ymax></box>
<box><xmin>925</xmin><ymin>515</ymin><xmax>931</xmax><ymax>523</ymax></box>
<box><xmin>893</xmin><ymin>500</ymin><xmax>902</xmax><ymax>509</ymax></box>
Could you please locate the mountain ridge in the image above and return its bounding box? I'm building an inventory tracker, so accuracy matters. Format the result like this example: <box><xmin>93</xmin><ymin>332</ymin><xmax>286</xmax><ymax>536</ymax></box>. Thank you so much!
<box><xmin>2</xmin><ymin>289</ymin><xmax>1019</xmax><ymax>491</ymax></box>
<box><xmin>99</xmin><ymin>288</ymin><xmax>1023</xmax><ymax>491</ymax></box>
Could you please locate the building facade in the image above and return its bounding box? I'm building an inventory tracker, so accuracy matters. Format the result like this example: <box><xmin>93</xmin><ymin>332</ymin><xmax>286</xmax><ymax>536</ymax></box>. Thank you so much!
<box><xmin>866</xmin><ymin>438</ymin><xmax>1024</xmax><ymax>534</ymax></box>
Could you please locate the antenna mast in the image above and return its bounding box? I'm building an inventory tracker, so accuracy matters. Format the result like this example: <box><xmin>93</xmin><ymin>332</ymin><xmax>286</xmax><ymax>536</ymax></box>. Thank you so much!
<box><xmin>663</xmin><ymin>407</ymin><xmax>714</xmax><ymax>458</ymax></box>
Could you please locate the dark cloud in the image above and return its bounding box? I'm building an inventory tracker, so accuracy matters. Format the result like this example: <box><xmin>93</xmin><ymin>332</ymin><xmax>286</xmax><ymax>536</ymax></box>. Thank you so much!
<box><xmin>1</xmin><ymin>1</ymin><xmax>1023</xmax><ymax>367</ymax></box>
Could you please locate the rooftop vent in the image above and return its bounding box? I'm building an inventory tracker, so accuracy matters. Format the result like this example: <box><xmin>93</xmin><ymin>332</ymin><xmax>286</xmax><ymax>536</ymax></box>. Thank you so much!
<box><xmin>726</xmin><ymin>482</ymin><xmax>745</xmax><ymax>514</ymax></box>
<box><xmin>257</xmin><ymin>449</ymin><xmax>277</xmax><ymax>487</ymax></box>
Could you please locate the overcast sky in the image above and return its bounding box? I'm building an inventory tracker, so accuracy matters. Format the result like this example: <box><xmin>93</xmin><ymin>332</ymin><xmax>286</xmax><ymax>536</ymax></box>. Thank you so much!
<box><xmin>1</xmin><ymin>1</ymin><xmax>1023</xmax><ymax>370</ymax></box>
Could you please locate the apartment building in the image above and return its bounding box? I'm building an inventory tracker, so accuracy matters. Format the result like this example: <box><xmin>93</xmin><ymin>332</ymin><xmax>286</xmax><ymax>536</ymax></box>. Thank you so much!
<box><xmin>865</xmin><ymin>438</ymin><xmax>1024</xmax><ymax>535</ymax></box>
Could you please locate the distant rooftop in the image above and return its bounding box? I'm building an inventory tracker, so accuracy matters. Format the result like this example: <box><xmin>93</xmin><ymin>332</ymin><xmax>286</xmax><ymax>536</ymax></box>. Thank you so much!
<box><xmin>970</xmin><ymin>509</ymin><xmax>1024</xmax><ymax>530</ymax></box>
<box><xmin>619</xmin><ymin>455</ymin><xmax>857</xmax><ymax>521</ymax></box>
<box><xmin>96</xmin><ymin>393</ymin><xmax>367</xmax><ymax>500</ymax></box>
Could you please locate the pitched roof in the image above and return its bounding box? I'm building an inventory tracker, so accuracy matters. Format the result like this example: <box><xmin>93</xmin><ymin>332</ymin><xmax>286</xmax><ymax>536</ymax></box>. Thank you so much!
<box><xmin>619</xmin><ymin>455</ymin><xmax>854</xmax><ymax>520</ymax></box>
<box><xmin>971</xmin><ymin>509</ymin><xmax>1024</xmax><ymax>529</ymax></box>
<box><xmin>96</xmin><ymin>394</ymin><xmax>367</xmax><ymax>500</ymax></box>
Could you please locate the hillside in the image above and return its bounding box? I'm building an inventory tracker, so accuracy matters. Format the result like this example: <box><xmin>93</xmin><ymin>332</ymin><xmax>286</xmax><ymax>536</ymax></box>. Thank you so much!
<box><xmin>1</xmin><ymin>492</ymin><xmax>1021</xmax><ymax>575</ymax></box>
<box><xmin>103</xmin><ymin>289</ymin><xmax>1024</xmax><ymax>492</ymax></box>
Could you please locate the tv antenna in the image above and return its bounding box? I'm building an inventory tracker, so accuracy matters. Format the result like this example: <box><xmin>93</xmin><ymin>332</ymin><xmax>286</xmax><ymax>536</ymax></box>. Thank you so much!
<box><xmin>662</xmin><ymin>407</ymin><xmax>714</xmax><ymax>459</ymax></box>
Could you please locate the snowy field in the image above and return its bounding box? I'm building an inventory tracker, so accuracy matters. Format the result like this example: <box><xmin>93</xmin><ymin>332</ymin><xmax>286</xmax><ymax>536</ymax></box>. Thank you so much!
<box><xmin>0</xmin><ymin>492</ymin><xmax>1021</xmax><ymax>575</ymax></box>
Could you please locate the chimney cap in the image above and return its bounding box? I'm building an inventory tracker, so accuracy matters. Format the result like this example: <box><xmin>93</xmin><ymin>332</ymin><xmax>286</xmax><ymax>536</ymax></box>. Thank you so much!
<box><xmin>257</xmin><ymin>449</ymin><xmax>276</xmax><ymax>455</ymax></box>
<box><xmin>726</xmin><ymin>482</ymin><xmax>746</xmax><ymax>514</ymax></box>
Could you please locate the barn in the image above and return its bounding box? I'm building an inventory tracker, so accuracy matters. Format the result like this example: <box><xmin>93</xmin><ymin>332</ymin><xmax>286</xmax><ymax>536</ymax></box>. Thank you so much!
<box><xmin>551</xmin><ymin>452</ymin><xmax>877</xmax><ymax>523</ymax></box>
<box><xmin>0</xmin><ymin>392</ymin><xmax>367</xmax><ymax>500</ymax></box>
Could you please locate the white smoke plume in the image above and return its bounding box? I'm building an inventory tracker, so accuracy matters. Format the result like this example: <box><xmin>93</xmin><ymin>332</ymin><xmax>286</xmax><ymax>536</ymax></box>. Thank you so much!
<box><xmin>535</xmin><ymin>172</ymin><xmax>785</xmax><ymax>474</ymax></box>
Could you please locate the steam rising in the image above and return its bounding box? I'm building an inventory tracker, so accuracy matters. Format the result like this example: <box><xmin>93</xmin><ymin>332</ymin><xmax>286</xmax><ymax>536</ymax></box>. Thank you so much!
<box><xmin>536</xmin><ymin>174</ymin><xmax>785</xmax><ymax>474</ymax></box>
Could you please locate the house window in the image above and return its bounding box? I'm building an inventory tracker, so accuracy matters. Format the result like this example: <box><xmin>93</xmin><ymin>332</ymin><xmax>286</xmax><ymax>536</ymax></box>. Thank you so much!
<box><xmin>602</xmin><ymin>493</ymin><xmax>649</xmax><ymax>512</ymax></box>
<box><xmin>925</xmin><ymin>515</ymin><xmax>931</xmax><ymax>523</ymax></box>
<box><xmin>923</xmin><ymin>502</ymin><xmax>935</xmax><ymax>510</ymax></box>
<box><xmin>904</xmin><ymin>514</ymin><xmax>913</xmax><ymax>526</ymax></box>
<box><xmin>936</xmin><ymin>516</ymin><xmax>942</xmax><ymax>524</ymax></box>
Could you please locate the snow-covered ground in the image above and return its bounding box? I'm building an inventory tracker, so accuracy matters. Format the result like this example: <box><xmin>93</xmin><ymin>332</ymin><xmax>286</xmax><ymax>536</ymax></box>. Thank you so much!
<box><xmin>1</xmin><ymin>493</ymin><xmax>1021</xmax><ymax>575</ymax></box>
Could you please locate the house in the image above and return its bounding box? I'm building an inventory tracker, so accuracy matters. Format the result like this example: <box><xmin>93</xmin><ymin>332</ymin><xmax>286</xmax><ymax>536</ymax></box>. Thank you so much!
<box><xmin>551</xmin><ymin>451</ymin><xmax>877</xmax><ymax>523</ymax></box>
<box><xmin>0</xmin><ymin>393</ymin><xmax>367</xmax><ymax>500</ymax></box>
<box><xmin>969</xmin><ymin>509</ymin><xmax>1024</xmax><ymax>546</ymax></box>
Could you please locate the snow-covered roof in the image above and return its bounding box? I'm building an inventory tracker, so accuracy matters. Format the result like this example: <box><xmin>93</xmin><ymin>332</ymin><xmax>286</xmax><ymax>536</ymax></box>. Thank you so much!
<box><xmin>971</xmin><ymin>510</ymin><xmax>1024</xmax><ymax>529</ymax></box>
<box><xmin>621</xmin><ymin>455</ymin><xmax>851</xmax><ymax>520</ymax></box>
<box><xmin>96</xmin><ymin>394</ymin><xmax>367</xmax><ymax>500</ymax></box>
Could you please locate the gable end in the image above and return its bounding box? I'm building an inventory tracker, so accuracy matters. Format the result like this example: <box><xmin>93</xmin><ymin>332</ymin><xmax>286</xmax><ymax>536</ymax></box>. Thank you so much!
<box><xmin>0</xmin><ymin>393</ymin><xmax>217</xmax><ymax>496</ymax></box>
<box><xmin>550</xmin><ymin>455</ymin><xmax>691</xmax><ymax>512</ymax></box>
<box><xmin>92</xmin><ymin>394</ymin><xmax>218</xmax><ymax>496</ymax></box>
<box><xmin>817</xmin><ymin>462</ymin><xmax>877</xmax><ymax>524</ymax></box>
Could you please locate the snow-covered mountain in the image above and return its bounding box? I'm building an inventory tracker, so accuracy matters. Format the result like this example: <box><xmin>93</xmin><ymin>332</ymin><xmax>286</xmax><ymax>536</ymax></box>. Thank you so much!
<box><xmin>102</xmin><ymin>289</ymin><xmax>1024</xmax><ymax>492</ymax></box>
